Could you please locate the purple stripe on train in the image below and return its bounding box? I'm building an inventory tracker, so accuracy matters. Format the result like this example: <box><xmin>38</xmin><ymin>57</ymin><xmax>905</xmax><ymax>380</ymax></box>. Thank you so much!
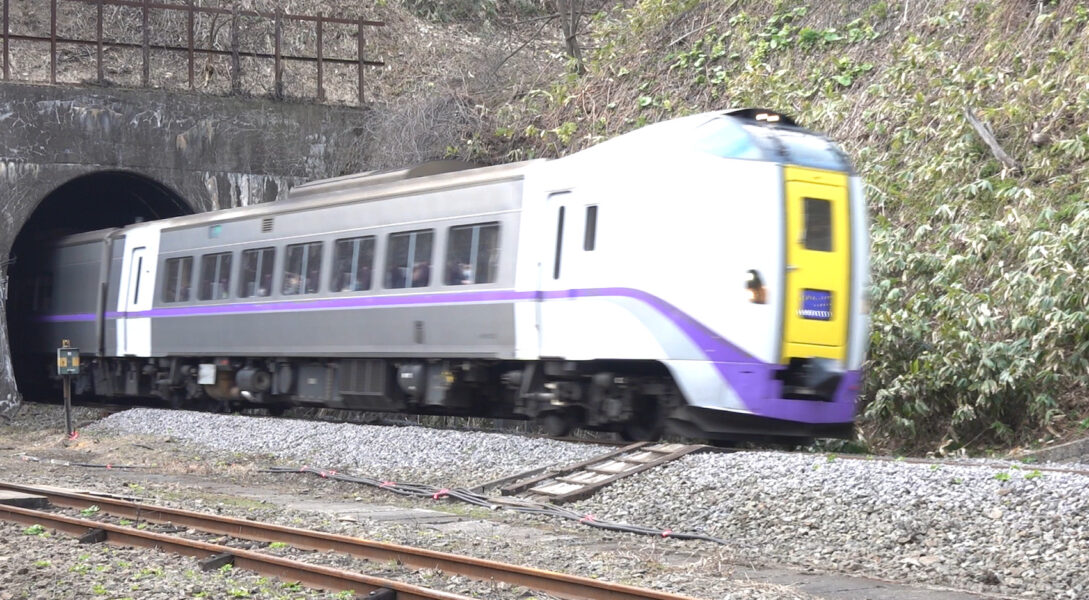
<box><xmin>37</xmin><ymin>287</ymin><xmax>857</xmax><ymax>423</ymax></box>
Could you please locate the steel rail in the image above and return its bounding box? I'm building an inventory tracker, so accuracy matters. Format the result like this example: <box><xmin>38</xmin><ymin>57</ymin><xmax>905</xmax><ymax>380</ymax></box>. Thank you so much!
<box><xmin>0</xmin><ymin>503</ymin><xmax>472</xmax><ymax>600</ymax></box>
<box><xmin>0</xmin><ymin>482</ymin><xmax>701</xmax><ymax>600</ymax></box>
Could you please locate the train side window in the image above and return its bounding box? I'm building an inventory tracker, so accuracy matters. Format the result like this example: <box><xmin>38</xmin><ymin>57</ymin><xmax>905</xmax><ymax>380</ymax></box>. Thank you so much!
<box><xmin>385</xmin><ymin>230</ymin><xmax>433</xmax><ymax>289</ymax></box>
<box><xmin>444</xmin><ymin>223</ymin><xmax>499</xmax><ymax>285</ymax></box>
<box><xmin>803</xmin><ymin>198</ymin><xmax>833</xmax><ymax>252</ymax></box>
<box><xmin>31</xmin><ymin>274</ymin><xmax>53</xmax><ymax>312</ymax></box>
<box><xmin>332</xmin><ymin>236</ymin><xmax>375</xmax><ymax>292</ymax></box>
<box><xmin>161</xmin><ymin>257</ymin><xmax>193</xmax><ymax>303</ymax></box>
<box><xmin>283</xmin><ymin>241</ymin><xmax>323</xmax><ymax>295</ymax></box>
<box><xmin>239</xmin><ymin>247</ymin><xmax>275</xmax><ymax>298</ymax></box>
<box><xmin>584</xmin><ymin>205</ymin><xmax>598</xmax><ymax>251</ymax></box>
<box><xmin>198</xmin><ymin>252</ymin><xmax>233</xmax><ymax>300</ymax></box>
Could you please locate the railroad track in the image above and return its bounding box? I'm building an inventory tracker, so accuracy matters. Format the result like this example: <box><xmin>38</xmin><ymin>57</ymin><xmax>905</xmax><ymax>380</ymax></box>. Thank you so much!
<box><xmin>0</xmin><ymin>481</ymin><xmax>702</xmax><ymax>600</ymax></box>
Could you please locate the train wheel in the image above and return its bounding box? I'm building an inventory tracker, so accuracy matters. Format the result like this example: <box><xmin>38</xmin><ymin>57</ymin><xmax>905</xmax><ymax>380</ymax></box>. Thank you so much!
<box><xmin>538</xmin><ymin>411</ymin><xmax>573</xmax><ymax>437</ymax></box>
<box><xmin>620</xmin><ymin>396</ymin><xmax>664</xmax><ymax>441</ymax></box>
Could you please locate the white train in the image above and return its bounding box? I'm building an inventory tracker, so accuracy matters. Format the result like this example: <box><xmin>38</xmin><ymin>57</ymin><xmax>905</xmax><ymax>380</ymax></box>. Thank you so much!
<box><xmin>25</xmin><ymin>108</ymin><xmax>868</xmax><ymax>442</ymax></box>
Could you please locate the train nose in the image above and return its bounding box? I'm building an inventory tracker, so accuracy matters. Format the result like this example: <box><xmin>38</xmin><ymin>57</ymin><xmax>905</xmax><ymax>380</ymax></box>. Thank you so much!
<box><xmin>778</xmin><ymin>357</ymin><xmax>843</xmax><ymax>401</ymax></box>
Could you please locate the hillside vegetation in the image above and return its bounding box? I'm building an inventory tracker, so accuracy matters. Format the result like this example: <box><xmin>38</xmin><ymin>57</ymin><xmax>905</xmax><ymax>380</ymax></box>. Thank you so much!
<box><xmin>439</xmin><ymin>0</ymin><xmax>1089</xmax><ymax>452</ymax></box>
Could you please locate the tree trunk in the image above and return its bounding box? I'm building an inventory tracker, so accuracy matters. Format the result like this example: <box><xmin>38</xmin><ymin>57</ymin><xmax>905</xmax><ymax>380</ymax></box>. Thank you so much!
<box><xmin>555</xmin><ymin>0</ymin><xmax>585</xmax><ymax>74</ymax></box>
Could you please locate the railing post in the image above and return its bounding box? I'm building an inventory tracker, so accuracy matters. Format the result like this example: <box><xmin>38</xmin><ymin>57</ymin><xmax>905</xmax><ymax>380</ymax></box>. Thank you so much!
<box><xmin>316</xmin><ymin>14</ymin><xmax>324</xmax><ymax>102</ymax></box>
<box><xmin>3</xmin><ymin>0</ymin><xmax>9</xmax><ymax>81</ymax></box>
<box><xmin>357</xmin><ymin>18</ymin><xmax>365</xmax><ymax>104</ymax></box>
<box><xmin>96</xmin><ymin>0</ymin><xmax>104</xmax><ymax>84</ymax></box>
<box><xmin>50</xmin><ymin>0</ymin><xmax>56</xmax><ymax>83</ymax></box>
<box><xmin>274</xmin><ymin>11</ymin><xmax>282</xmax><ymax>99</ymax></box>
<box><xmin>142</xmin><ymin>0</ymin><xmax>150</xmax><ymax>87</ymax></box>
<box><xmin>230</xmin><ymin>7</ymin><xmax>240</xmax><ymax>94</ymax></box>
<box><xmin>187</xmin><ymin>0</ymin><xmax>194</xmax><ymax>89</ymax></box>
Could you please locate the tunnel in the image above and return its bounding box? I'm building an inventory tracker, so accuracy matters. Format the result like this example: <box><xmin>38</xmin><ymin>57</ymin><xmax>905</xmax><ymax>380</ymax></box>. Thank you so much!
<box><xmin>5</xmin><ymin>171</ymin><xmax>195</xmax><ymax>399</ymax></box>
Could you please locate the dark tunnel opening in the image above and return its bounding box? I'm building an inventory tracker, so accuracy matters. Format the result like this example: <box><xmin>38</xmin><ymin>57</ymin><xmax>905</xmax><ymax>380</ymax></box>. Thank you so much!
<box><xmin>5</xmin><ymin>171</ymin><xmax>194</xmax><ymax>399</ymax></box>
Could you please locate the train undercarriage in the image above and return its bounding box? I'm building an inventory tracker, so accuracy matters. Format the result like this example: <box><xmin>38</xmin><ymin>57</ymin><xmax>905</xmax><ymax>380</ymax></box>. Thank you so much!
<box><xmin>48</xmin><ymin>355</ymin><xmax>684</xmax><ymax>441</ymax></box>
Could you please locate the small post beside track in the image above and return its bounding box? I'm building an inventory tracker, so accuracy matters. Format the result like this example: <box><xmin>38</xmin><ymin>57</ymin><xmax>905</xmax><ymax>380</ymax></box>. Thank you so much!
<box><xmin>57</xmin><ymin>340</ymin><xmax>80</xmax><ymax>438</ymax></box>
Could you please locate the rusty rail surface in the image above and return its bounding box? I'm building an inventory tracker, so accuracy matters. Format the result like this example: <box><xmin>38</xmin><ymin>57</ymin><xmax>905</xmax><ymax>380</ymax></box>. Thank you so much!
<box><xmin>0</xmin><ymin>0</ymin><xmax>383</xmax><ymax>103</ymax></box>
<box><xmin>0</xmin><ymin>502</ymin><xmax>470</xmax><ymax>600</ymax></box>
<box><xmin>0</xmin><ymin>482</ymin><xmax>703</xmax><ymax>600</ymax></box>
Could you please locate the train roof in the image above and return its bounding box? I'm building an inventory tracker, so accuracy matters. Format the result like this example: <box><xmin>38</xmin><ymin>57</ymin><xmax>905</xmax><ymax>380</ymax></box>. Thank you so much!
<box><xmin>45</xmin><ymin>227</ymin><xmax>122</xmax><ymax>248</ymax></box>
<box><xmin>573</xmin><ymin>108</ymin><xmax>853</xmax><ymax>173</ymax></box>
<box><xmin>149</xmin><ymin>159</ymin><xmax>539</xmax><ymax>233</ymax></box>
<box><xmin>284</xmin><ymin>160</ymin><xmax>482</xmax><ymax>201</ymax></box>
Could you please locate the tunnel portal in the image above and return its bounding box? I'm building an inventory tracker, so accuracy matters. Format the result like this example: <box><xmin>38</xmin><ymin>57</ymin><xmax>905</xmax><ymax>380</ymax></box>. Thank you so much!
<box><xmin>5</xmin><ymin>171</ymin><xmax>195</xmax><ymax>398</ymax></box>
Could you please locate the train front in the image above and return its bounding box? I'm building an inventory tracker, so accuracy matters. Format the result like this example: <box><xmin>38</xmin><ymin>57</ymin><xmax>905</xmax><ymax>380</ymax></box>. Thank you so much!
<box><xmin>633</xmin><ymin>110</ymin><xmax>869</xmax><ymax>440</ymax></box>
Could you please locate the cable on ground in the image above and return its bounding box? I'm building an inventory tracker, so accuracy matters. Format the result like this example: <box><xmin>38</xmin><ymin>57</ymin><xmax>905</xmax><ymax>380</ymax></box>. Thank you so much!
<box><xmin>261</xmin><ymin>465</ymin><xmax>728</xmax><ymax>545</ymax></box>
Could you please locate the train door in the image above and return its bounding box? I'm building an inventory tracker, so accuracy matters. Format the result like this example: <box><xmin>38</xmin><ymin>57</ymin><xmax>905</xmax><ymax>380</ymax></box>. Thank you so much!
<box><xmin>119</xmin><ymin>246</ymin><xmax>151</xmax><ymax>356</ymax></box>
<box><xmin>781</xmin><ymin>166</ymin><xmax>850</xmax><ymax>363</ymax></box>
<box><xmin>537</xmin><ymin>190</ymin><xmax>586</xmax><ymax>357</ymax></box>
<box><xmin>116</xmin><ymin>225</ymin><xmax>161</xmax><ymax>357</ymax></box>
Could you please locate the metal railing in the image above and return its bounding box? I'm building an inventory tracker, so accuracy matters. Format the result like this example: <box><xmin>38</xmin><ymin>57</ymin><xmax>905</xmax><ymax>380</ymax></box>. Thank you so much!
<box><xmin>1</xmin><ymin>0</ymin><xmax>384</xmax><ymax>104</ymax></box>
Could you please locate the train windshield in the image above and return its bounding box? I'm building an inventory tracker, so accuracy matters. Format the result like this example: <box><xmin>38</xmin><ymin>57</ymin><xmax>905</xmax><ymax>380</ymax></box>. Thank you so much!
<box><xmin>692</xmin><ymin>117</ymin><xmax>853</xmax><ymax>173</ymax></box>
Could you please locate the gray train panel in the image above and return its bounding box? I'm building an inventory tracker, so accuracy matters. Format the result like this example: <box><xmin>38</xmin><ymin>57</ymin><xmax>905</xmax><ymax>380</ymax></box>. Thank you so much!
<box><xmin>148</xmin><ymin>303</ymin><xmax>517</xmax><ymax>358</ymax></box>
<box><xmin>141</xmin><ymin>178</ymin><xmax>523</xmax><ymax>360</ymax></box>
<box><xmin>34</xmin><ymin>230</ymin><xmax>118</xmax><ymax>356</ymax></box>
<box><xmin>151</xmin><ymin>181</ymin><xmax>522</xmax><ymax>313</ymax></box>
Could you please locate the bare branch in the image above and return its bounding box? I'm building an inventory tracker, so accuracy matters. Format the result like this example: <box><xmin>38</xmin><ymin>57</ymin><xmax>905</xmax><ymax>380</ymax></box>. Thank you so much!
<box><xmin>491</xmin><ymin>15</ymin><xmax>557</xmax><ymax>78</ymax></box>
<box><xmin>963</xmin><ymin>108</ymin><xmax>1022</xmax><ymax>175</ymax></box>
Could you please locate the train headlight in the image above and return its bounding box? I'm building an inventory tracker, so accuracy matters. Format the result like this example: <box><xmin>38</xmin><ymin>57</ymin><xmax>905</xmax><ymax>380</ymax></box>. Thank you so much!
<box><xmin>746</xmin><ymin>269</ymin><xmax>767</xmax><ymax>304</ymax></box>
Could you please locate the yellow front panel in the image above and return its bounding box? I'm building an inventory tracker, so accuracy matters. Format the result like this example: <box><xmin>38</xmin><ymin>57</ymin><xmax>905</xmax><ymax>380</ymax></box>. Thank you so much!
<box><xmin>781</xmin><ymin>166</ymin><xmax>850</xmax><ymax>362</ymax></box>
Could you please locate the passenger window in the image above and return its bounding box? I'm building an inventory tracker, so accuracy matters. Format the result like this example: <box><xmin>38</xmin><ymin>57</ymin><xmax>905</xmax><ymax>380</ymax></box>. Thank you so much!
<box><xmin>283</xmin><ymin>241</ymin><xmax>323</xmax><ymax>295</ymax></box>
<box><xmin>332</xmin><ymin>236</ymin><xmax>375</xmax><ymax>292</ymax></box>
<box><xmin>444</xmin><ymin>223</ymin><xmax>499</xmax><ymax>285</ymax></box>
<box><xmin>385</xmin><ymin>230</ymin><xmax>433</xmax><ymax>289</ymax></box>
<box><xmin>32</xmin><ymin>274</ymin><xmax>53</xmax><ymax>312</ymax></box>
<box><xmin>803</xmin><ymin>198</ymin><xmax>833</xmax><ymax>252</ymax></box>
<box><xmin>584</xmin><ymin>205</ymin><xmax>598</xmax><ymax>251</ymax></box>
<box><xmin>199</xmin><ymin>252</ymin><xmax>233</xmax><ymax>300</ymax></box>
<box><xmin>239</xmin><ymin>247</ymin><xmax>275</xmax><ymax>298</ymax></box>
<box><xmin>161</xmin><ymin>257</ymin><xmax>193</xmax><ymax>303</ymax></box>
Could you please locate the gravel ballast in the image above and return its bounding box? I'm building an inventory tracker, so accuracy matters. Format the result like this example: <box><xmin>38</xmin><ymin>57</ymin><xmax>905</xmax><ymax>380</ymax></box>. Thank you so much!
<box><xmin>86</xmin><ymin>408</ymin><xmax>608</xmax><ymax>487</ymax></box>
<box><xmin>573</xmin><ymin>451</ymin><xmax>1089</xmax><ymax>599</ymax></box>
<box><xmin>8</xmin><ymin>404</ymin><xmax>1085</xmax><ymax>599</ymax></box>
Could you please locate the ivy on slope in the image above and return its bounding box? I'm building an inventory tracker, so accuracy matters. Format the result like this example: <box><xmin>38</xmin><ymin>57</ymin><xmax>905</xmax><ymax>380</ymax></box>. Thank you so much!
<box><xmin>490</xmin><ymin>0</ymin><xmax>1089</xmax><ymax>449</ymax></box>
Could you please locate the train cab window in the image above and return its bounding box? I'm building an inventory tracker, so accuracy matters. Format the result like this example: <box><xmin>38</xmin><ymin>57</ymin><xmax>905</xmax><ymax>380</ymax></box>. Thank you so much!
<box><xmin>198</xmin><ymin>252</ymin><xmax>233</xmax><ymax>300</ymax></box>
<box><xmin>239</xmin><ymin>247</ymin><xmax>275</xmax><ymax>298</ymax></box>
<box><xmin>385</xmin><ymin>230</ymin><xmax>433</xmax><ymax>289</ymax></box>
<box><xmin>584</xmin><ymin>206</ymin><xmax>598</xmax><ymax>251</ymax></box>
<box><xmin>161</xmin><ymin>257</ymin><xmax>193</xmax><ymax>303</ymax></box>
<box><xmin>283</xmin><ymin>241</ymin><xmax>323</xmax><ymax>295</ymax></box>
<box><xmin>332</xmin><ymin>236</ymin><xmax>375</xmax><ymax>292</ymax></box>
<box><xmin>803</xmin><ymin>198</ymin><xmax>833</xmax><ymax>252</ymax></box>
<box><xmin>444</xmin><ymin>223</ymin><xmax>499</xmax><ymax>285</ymax></box>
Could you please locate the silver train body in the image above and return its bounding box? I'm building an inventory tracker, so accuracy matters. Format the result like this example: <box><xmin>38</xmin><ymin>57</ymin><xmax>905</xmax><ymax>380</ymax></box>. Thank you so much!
<box><xmin>28</xmin><ymin>109</ymin><xmax>869</xmax><ymax>441</ymax></box>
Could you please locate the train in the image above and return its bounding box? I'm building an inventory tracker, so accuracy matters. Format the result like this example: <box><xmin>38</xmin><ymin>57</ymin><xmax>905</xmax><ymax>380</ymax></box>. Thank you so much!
<box><xmin>17</xmin><ymin>108</ymin><xmax>869</xmax><ymax>442</ymax></box>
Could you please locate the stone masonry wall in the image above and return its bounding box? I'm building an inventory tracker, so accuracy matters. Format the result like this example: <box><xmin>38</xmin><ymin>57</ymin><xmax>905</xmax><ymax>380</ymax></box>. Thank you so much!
<box><xmin>0</xmin><ymin>81</ymin><xmax>373</xmax><ymax>415</ymax></box>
